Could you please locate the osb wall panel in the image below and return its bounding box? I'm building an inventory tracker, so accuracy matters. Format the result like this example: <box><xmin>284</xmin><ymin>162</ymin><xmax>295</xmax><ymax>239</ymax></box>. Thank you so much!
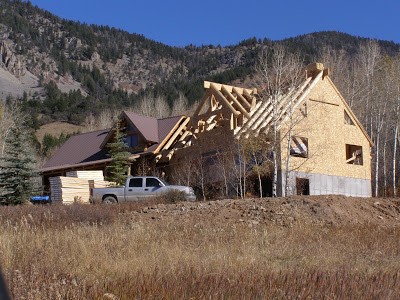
<box><xmin>280</xmin><ymin>77</ymin><xmax>371</xmax><ymax>180</ymax></box>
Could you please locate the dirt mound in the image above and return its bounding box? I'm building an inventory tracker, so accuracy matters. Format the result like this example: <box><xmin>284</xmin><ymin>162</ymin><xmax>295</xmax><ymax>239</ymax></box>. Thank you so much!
<box><xmin>125</xmin><ymin>195</ymin><xmax>400</xmax><ymax>227</ymax></box>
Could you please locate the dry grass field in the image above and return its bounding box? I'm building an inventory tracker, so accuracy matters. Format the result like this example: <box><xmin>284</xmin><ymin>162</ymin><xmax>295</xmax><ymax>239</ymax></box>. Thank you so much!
<box><xmin>1</xmin><ymin>196</ymin><xmax>400</xmax><ymax>299</ymax></box>
<box><xmin>35</xmin><ymin>121</ymin><xmax>85</xmax><ymax>144</ymax></box>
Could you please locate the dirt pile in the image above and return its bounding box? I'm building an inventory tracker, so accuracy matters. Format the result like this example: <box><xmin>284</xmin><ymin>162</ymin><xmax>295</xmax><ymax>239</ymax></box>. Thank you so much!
<box><xmin>125</xmin><ymin>195</ymin><xmax>400</xmax><ymax>227</ymax></box>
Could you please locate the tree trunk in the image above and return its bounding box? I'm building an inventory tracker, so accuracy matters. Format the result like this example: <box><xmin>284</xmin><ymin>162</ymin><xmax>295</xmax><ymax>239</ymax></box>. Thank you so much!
<box><xmin>374</xmin><ymin>121</ymin><xmax>380</xmax><ymax>197</ymax></box>
<box><xmin>393</xmin><ymin>123</ymin><xmax>398</xmax><ymax>197</ymax></box>
<box><xmin>382</xmin><ymin>127</ymin><xmax>388</xmax><ymax>197</ymax></box>
<box><xmin>258</xmin><ymin>172</ymin><xmax>263</xmax><ymax>198</ymax></box>
<box><xmin>272</xmin><ymin>149</ymin><xmax>278</xmax><ymax>197</ymax></box>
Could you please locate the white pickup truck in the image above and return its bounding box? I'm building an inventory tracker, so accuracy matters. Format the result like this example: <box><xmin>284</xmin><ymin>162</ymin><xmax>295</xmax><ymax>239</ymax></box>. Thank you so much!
<box><xmin>90</xmin><ymin>176</ymin><xmax>196</xmax><ymax>203</ymax></box>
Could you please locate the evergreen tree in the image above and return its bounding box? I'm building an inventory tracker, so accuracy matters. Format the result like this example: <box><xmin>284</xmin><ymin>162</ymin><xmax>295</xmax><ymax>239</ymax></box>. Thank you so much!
<box><xmin>105</xmin><ymin>121</ymin><xmax>132</xmax><ymax>186</ymax></box>
<box><xmin>0</xmin><ymin>122</ymin><xmax>38</xmax><ymax>205</ymax></box>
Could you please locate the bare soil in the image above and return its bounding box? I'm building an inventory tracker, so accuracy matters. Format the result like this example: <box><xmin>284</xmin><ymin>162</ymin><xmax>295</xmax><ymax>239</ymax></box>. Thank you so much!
<box><xmin>124</xmin><ymin>195</ymin><xmax>400</xmax><ymax>227</ymax></box>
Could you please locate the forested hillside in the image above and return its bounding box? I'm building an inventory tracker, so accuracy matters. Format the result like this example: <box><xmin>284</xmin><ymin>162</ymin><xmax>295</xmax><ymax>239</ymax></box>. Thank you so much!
<box><xmin>1</xmin><ymin>0</ymin><xmax>400</xmax><ymax>196</ymax></box>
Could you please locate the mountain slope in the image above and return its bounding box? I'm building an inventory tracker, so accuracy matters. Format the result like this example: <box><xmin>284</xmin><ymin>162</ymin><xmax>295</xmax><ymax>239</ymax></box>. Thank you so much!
<box><xmin>0</xmin><ymin>0</ymin><xmax>399</xmax><ymax>126</ymax></box>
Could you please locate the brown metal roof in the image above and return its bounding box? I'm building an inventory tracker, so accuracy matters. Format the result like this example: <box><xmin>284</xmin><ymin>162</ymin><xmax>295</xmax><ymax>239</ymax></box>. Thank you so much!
<box><xmin>42</xmin><ymin>129</ymin><xmax>110</xmax><ymax>169</ymax></box>
<box><xmin>157</xmin><ymin>116</ymin><xmax>183</xmax><ymax>142</ymax></box>
<box><xmin>123</xmin><ymin>112</ymin><xmax>182</xmax><ymax>143</ymax></box>
<box><xmin>123</xmin><ymin>111</ymin><xmax>159</xmax><ymax>143</ymax></box>
<box><xmin>41</xmin><ymin>113</ymin><xmax>183</xmax><ymax>173</ymax></box>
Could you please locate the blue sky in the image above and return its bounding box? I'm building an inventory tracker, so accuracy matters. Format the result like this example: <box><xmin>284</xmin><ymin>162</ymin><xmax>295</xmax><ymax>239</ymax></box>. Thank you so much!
<box><xmin>29</xmin><ymin>0</ymin><xmax>400</xmax><ymax>47</ymax></box>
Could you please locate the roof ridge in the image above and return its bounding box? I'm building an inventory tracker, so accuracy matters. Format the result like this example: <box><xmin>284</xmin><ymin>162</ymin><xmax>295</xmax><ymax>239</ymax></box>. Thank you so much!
<box><xmin>124</xmin><ymin>110</ymin><xmax>158</xmax><ymax>120</ymax></box>
<box><xmin>70</xmin><ymin>128</ymin><xmax>110</xmax><ymax>136</ymax></box>
<box><xmin>157</xmin><ymin>115</ymin><xmax>183</xmax><ymax>121</ymax></box>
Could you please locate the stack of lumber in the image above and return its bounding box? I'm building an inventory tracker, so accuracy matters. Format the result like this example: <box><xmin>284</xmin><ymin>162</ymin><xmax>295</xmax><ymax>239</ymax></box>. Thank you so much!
<box><xmin>66</xmin><ymin>170</ymin><xmax>104</xmax><ymax>181</ymax></box>
<box><xmin>92</xmin><ymin>180</ymin><xmax>115</xmax><ymax>188</ymax></box>
<box><xmin>49</xmin><ymin>177</ymin><xmax>91</xmax><ymax>204</ymax></box>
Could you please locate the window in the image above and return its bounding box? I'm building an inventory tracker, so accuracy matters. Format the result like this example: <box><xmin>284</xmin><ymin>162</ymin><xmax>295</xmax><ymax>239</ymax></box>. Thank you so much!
<box><xmin>296</xmin><ymin>178</ymin><xmax>310</xmax><ymax>195</ymax></box>
<box><xmin>127</xmin><ymin>134</ymin><xmax>138</xmax><ymax>147</ymax></box>
<box><xmin>129</xmin><ymin>178</ymin><xmax>143</xmax><ymax>187</ymax></box>
<box><xmin>346</xmin><ymin>144</ymin><xmax>363</xmax><ymax>165</ymax></box>
<box><xmin>290</xmin><ymin>136</ymin><xmax>308</xmax><ymax>158</ymax></box>
<box><xmin>344</xmin><ymin>110</ymin><xmax>355</xmax><ymax>125</ymax></box>
<box><xmin>146</xmin><ymin>178</ymin><xmax>162</xmax><ymax>187</ymax></box>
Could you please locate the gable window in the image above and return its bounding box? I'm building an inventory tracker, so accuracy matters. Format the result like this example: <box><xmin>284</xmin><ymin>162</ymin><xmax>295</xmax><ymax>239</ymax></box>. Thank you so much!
<box><xmin>346</xmin><ymin>144</ymin><xmax>363</xmax><ymax>165</ymax></box>
<box><xmin>344</xmin><ymin>110</ymin><xmax>355</xmax><ymax>125</ymax></box>
<box><xmin>127</xmin><ymin>134</ymin><xmax>138</xmax><ymax>147</ymax></box>
<box><xmin>290</xmin><ymin>136</ymin><xmax>308</xmax><ymax>158</ymax></box>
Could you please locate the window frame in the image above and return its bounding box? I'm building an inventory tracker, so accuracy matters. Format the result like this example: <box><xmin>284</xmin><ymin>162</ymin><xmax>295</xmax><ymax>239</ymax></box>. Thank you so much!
<box><xmin>290</xmin><ymin>136</ymin><xmax>309</xmax><ymax>158</ymax></box>
<box><xmin>345</xmin><ymin>144</ymin><xmax>363</xmax><ymax>165</ymax></box>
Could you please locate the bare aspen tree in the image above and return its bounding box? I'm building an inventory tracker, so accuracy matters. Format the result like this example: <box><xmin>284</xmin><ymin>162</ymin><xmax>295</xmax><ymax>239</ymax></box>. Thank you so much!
<box><xmin>256</xmin><ymin>44</ymin><xmax>304</xmax><ymax>197</ymax></box>
<box><xmin>382</xmin><ymin>123</ymin><xmax>389</xmax><ymax>196</ymax></box>
<box><xmin>171</xmin><ymin>92</ymin><xmax>189</xmax><ymax>116</ymax></box>
<box><xmin>241</xmin><ymin>132</ymin><xmax>271</xmax><ymax>198</ymax></box>
<box><xmin>191</xmin><ymin>154</ymin><xmax>207</xmax><ymax>201</ymax></box>
<box><xmin>170</xmin><ymin>156</ymin><xmax>194</xmax><ymax>187</ymax></box>
<box><xmin>132</xmin><ymin>93</ymin><xmax>170</xmax><ymax>118</ymax></box>
<box><xmin>371</xmin><ymin>56</ymin><xmax>388</xmax><ymax>197</ymax></box>
<box><xmin>83</xmin><ymin>112</ymin><xmax>96</xmax><ymax>132</ymax></box>
<box><xmin>231</xmin><ymin>140</ymin><xmax>248</xmax><ymax>198</ymax></box>
<box><xmin>97</xmin><ymin>109</ymin><xmax>120</xmax><ymax>130</ymax></box>
<box><xmin>357</xmin><ymin>40</ymin><xmax>381</xmax><ymax>138</ymax></box>
<box><xmin>390</xmin><ymin>57</ymin><xmax>400</xmax><ymax>196</ymax></box>
<box><xmin>215</xmin><ymin>150</ymin><xmax>232</xmax><ymax>197</ymax></box>
<box><xmin>319</xmin><ymin>46</ymin><xmax>365</xmax><ymax>108</ymax></box>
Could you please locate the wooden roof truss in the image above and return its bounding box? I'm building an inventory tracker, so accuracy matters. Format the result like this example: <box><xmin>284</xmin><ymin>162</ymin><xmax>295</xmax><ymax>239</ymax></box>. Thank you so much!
<box><xmin>156</xmin><ymin>66</ymin><xmax>325</xmax><ymax>162</ymax></box>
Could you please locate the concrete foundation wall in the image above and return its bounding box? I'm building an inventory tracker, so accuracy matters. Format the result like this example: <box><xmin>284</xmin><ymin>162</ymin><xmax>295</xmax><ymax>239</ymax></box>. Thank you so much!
<box><xmin>279</xmin><ymin>171</ymin><xmax>372</xmax><ymax>197</ymax></box>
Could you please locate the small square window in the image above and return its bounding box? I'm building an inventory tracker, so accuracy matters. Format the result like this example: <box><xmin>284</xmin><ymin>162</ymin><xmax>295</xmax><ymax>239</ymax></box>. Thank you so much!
<box><xmin>346</xmin><ymin>144</ymin><xmax>363</xmax><ymax>165</ymax></box>
<box><xmin>290</xmin><ymin>136</ymin><xmax>308</xmax><ymax>158</ymax></box>
<box><xmin>296</xmin><ymin>178</ymin><xmax>310</xmax><ymax>195</ymax></box>
<box><xmin>344</xmin><ymin>110</ymin><xmax>355</xmax><ymax>125</ymax></box>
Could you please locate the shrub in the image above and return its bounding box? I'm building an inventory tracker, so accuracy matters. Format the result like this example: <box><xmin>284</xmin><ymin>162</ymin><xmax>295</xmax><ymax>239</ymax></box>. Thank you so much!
<box><xmin>159</xmin><ymin>189</ymin><xmax>187</xmax><ymax>203</ymax></box>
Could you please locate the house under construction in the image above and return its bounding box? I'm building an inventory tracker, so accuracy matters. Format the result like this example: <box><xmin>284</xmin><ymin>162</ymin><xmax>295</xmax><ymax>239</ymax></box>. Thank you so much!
<box><xmin>41</xmin><ymin>63</ymin><xmax>372</xmax><ymax>197</ymax></box>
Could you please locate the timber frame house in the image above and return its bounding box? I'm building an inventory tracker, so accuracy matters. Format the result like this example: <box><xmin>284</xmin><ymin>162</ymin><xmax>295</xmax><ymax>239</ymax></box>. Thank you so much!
<box><xmin>41</xmin><ymin>63</ymin><xmax>372</xmax><ymax>197</ymax></box>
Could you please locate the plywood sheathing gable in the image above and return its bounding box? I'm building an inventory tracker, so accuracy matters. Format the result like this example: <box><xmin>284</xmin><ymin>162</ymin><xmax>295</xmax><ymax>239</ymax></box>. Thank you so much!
<box><xmin>279</xmin><ymin>74</ymin><xmax>372</xmax><ymax>180</ymax></box>
<box><xmin>325</xmin><ymin>76</ymin><xmax>373</xmax><ymax>146</ymax></box>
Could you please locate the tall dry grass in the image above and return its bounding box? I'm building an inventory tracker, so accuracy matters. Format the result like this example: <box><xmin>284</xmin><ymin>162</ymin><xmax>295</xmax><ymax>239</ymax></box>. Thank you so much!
<box><xmin>1</xmin><ymin>202</ymin><xmax>400</xmax><ymax>299</ymax></box>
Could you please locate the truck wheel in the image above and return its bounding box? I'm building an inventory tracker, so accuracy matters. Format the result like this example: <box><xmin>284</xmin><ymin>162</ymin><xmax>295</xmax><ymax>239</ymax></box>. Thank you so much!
<box><xmin>103</xmin><ymin>196</ymin><xmax>117</xmax><ymax>204</ymax></box>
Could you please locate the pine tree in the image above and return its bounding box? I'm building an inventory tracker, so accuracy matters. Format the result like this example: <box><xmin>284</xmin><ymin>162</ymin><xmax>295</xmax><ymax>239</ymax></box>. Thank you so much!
<box><xmin>105</xmin><ymin>121</ymin><xmax>132</xmax><ymax>186</ymax></box>
<box><xmin>0</xmin><ymin>122</ymin><xmax>38</xmax><ymax>205</ymax></box>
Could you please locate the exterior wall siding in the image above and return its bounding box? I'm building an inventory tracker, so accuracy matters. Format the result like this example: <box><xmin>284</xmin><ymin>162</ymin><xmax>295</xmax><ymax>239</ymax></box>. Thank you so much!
<box><xmin>279</xmin><ymin>77</ymin><xmax>371</xmax><ymax>183</ymax></box>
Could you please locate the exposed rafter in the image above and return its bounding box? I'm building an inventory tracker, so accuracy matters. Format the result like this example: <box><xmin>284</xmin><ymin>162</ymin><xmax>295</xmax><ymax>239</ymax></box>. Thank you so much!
<box><xmin>155</xmin><ymin>65</ymin><xmax>328</xmax><ymax>162</ymax></box>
